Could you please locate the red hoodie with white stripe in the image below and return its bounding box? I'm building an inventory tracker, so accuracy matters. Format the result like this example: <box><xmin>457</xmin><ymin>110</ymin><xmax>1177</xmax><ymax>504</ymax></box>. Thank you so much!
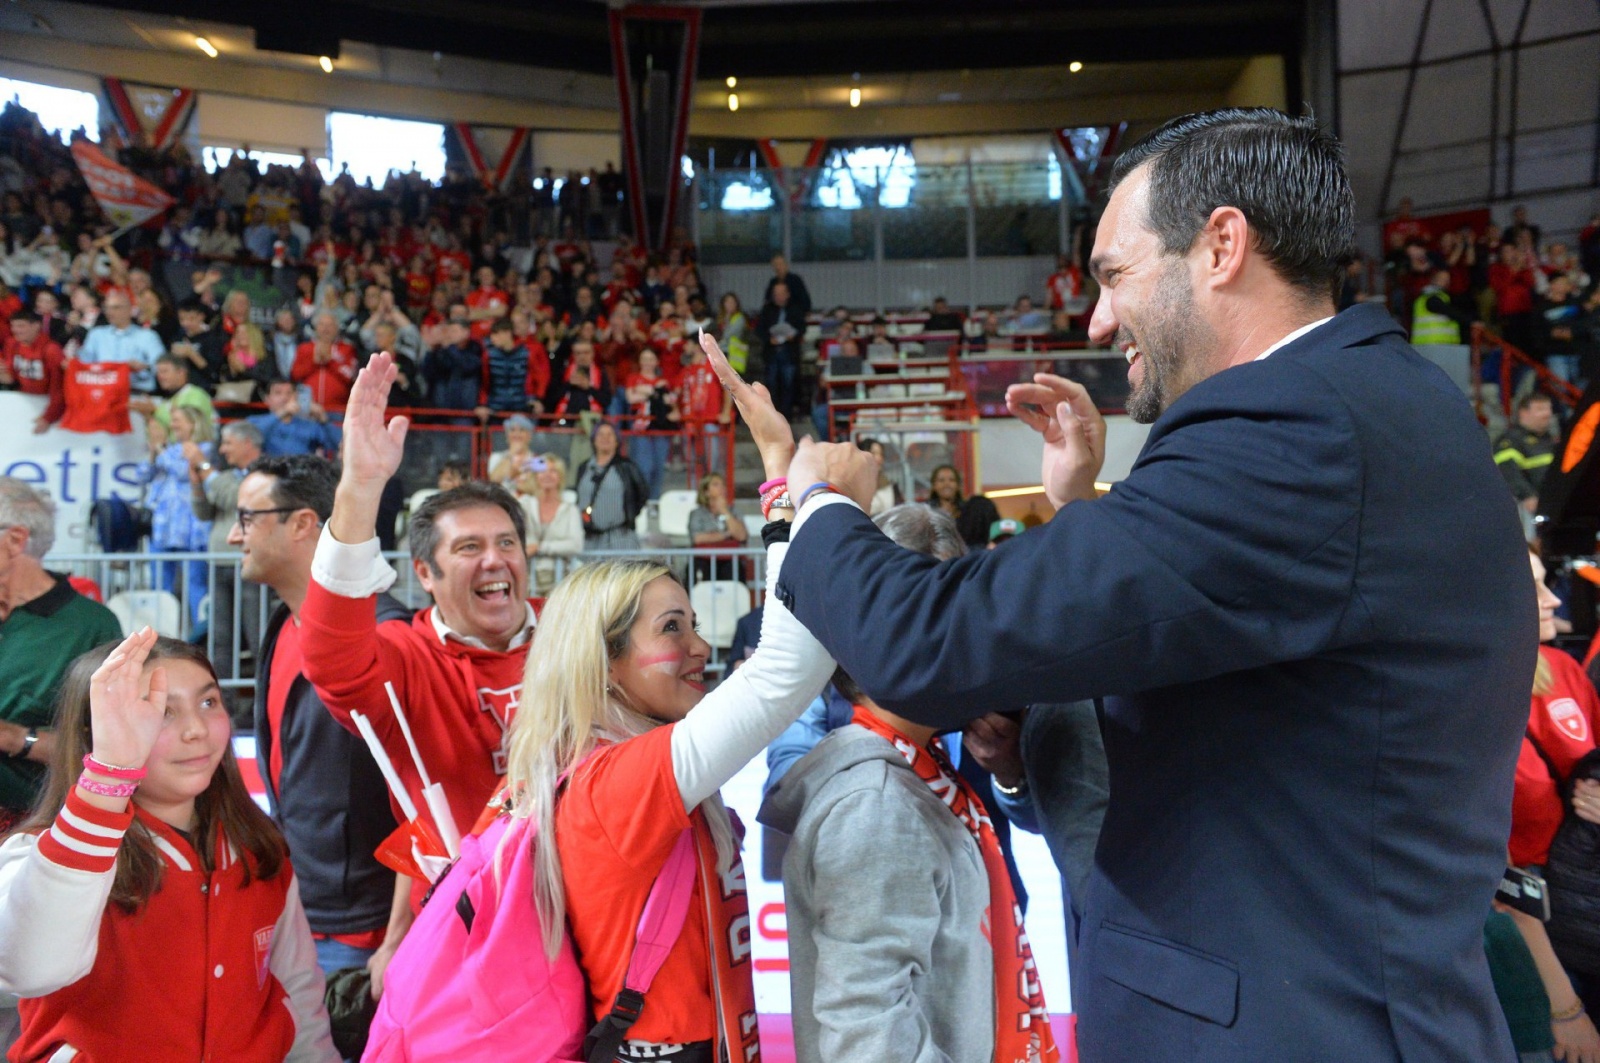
<box><xmin>0</xmin><ymin>788</ymin><xmax>336</xmax><ymax>1062</ymax></box>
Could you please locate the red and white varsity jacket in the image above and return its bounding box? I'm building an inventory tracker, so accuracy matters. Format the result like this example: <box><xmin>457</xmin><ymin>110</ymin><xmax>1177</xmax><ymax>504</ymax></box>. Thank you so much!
<box><xmin>0</xmin><ymin>788</ymin><xmax>337</xmax><ymax>1062</ymax></box>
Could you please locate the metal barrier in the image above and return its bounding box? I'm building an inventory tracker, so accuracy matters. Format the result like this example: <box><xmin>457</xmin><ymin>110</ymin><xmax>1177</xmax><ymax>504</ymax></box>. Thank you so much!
<box><xmin>216</xmin><ymin>403</ymin><xmax>740</xmax><ymax>495</ymax></box>
<box><xmin>46</xmin><ymin>545</ymin><xmax>771</xmax><ymax>697</ymax></box>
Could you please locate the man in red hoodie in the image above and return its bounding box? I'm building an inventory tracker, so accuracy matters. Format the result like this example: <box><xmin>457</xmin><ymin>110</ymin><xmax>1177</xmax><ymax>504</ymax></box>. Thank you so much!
<box><xmin>298</xmin><ymin>352</ymin><xmax>535</xmax><ymax>855</ymax></box>
<box><xmin>0</xmin><ymin>309</ymin><xmax>65</xmax><ymax>434</ymax></box>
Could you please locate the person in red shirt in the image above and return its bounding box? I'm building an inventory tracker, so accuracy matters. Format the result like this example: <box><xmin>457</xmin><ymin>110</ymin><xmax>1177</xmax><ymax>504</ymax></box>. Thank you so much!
<box><xmin>403</xmin><ymin>253</ymin><xmax>434</xmax><ymax>313</ymax></box>
<box><xmin>1505</xmin><ymin>550</ymin><xmax>1600</xmax><ymax>1057</ymax></box>
<box><xmin>492</xmin><ymin>368</ymin><xmax>836</xmax><ymax>1063</ymax></box>
<box><xmin>0</xmin><ymin>309</ymin><xmax>66</xmax><ymax>434</ymax></box>
<box><xmin>464</xmin><ymin>266</ymin><xmax>510</xmax><ymax>342</ymax></box>
<box><xmin>600</xmin><ymin>261</ymin><xmax>638</xmax><ymax>313</ymax></box>
<box><xmin>1490</xmin><ymin>245</ymin><xmax>1540</xmax><ymax>354</ymax></box>
<box><xmin>1046</xmin><ymin>254</ymin><xmax>1086</xmax><ymax>316</ymax></box>
<box><xmin>292</xmin><ymin>311</ymin><xmax>359</xmax><ymax>408</ymax></box>
<box><xmin>678</xmin><ymin>336</ymin><xmax>733</xmax><ymax>480</ymax></box>
<box><xmin>298</xmin><ymin>354</ymin><xmax>538</xmax><ymax>874</ymax></box>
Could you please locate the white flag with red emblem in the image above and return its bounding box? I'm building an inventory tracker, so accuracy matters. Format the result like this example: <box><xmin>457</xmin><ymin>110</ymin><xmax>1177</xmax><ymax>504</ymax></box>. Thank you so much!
<box><xmin>69</xmin><ymin>140</ymin><xmax>175</xmax><ymax>231</ymax></box>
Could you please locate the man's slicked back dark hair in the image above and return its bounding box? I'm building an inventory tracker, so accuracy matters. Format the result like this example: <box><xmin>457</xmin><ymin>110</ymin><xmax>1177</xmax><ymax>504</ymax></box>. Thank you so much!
<box><xmin>1109</xmin><ymin>108</ymin><xmax>1356</xmax><ymax>298</ymax></box>
<box><xmin>247</xmin><ymin>454</ymin><xmax>338</xmax><ymax>522</ymax></box>
<box><xmin>410</xmin><ymin>482</ymin><xmax>527</xmax><ymax>575</ymax></box>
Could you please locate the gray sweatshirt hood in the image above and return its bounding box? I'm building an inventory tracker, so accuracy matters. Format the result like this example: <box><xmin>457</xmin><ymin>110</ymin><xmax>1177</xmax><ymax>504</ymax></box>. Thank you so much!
<box><xmin>758</xmin><ymin>723</ymin><xmax>910</xmax><ymax>835</ymax></box>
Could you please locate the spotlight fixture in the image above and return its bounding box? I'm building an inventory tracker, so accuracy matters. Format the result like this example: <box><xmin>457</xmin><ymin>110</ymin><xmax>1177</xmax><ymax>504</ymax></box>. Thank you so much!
<box><xmin>728</xmin><ymin>93</ymin><xmax>739</xmax><ymax>112</ymax></box>
<box><xmin>195</xmin><ymin>36</ymin><xmax>218</xmax><ymax>58</ymax></box>
<box><xmin>319</xmin><ymin>56</ymin><xmax>334</xmax><ymax>73</ymax></box>
<box><xmin>725</xmin><ymin>76</ymin><xmax>737</xmax><ymax>89</ymax></box>
<box><xmin>849</xmin><ymin>86</ymin><xmax>861</xmax><ymax>108</ymax></box>
<box><xmin>1069</xmin><ymin>61</ymin><xmax>1083</xmax><ymax>73</ymax></box>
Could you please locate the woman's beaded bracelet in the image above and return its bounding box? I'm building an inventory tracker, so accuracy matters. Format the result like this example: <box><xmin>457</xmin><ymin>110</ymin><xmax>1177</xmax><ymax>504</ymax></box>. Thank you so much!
<box><xmin>76</xmin><ymin>772</ymin><xmax>140</xmax><ymax>799</ymax></box>
<box><xmin>83</xmin><ymin>754</ymin><xmax>147</xmax><ymax>781</ymax></box>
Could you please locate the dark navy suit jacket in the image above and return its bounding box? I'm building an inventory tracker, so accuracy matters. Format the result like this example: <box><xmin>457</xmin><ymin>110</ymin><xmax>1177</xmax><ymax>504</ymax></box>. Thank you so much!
<box><xmin>776</xmin><ymin>304</ymin><xmax>1534</xmax><ymax>1062</ymax></box>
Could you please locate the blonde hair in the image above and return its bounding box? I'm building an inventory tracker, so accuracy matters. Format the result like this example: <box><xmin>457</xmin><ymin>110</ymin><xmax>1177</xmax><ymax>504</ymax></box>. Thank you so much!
<box><xmin>504</xmin><ymin>560</ymin><xmax>735</xmax><ymax>956</ymax></box>
<box><xmin>173</xmin><ymin>404</ymin><xmax>215</xmax><ymax>444</ymax></box>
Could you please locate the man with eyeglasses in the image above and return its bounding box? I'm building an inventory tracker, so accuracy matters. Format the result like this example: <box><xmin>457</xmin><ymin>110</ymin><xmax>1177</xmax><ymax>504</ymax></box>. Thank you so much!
<box><xmin>228</xmin><ymin>455</ymin><xmax>414</xmax><ymax>989</ymax></box>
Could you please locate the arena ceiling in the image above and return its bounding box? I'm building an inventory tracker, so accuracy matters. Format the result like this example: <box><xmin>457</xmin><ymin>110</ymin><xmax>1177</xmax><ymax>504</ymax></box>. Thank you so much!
<box><xmin>27</xmin><ymin>0</ymin><xmax>1307</xmax><ymax>91</ymax></box>
<box><xmin>0</xmin><ymin>0</ymin><xmax>1308</xmax><ymax>136</ymax></box>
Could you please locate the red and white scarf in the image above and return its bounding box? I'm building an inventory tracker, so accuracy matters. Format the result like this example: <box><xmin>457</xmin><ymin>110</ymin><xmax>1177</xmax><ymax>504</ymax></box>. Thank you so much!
<box><xmin>851</xmin><ymin>707</ymin><xmax>1058</xmax><ymax>1063</ymax></box>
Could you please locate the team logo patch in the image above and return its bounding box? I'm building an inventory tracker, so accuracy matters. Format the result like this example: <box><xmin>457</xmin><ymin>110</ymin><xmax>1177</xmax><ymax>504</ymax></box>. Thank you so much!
<box><xmin>477</xmin><ymin>685</ymin><xmax>520</xmax><ymax>774</ymax></box>
<box><xmin>254</xmin><ymin>925</ymin><xmax>276</xmax><ymax>988</ymax></box>
<box><xmin>1547</xmin><ymin>697</ymin><xmax>1590</xmax><ymax>743</ymax></box>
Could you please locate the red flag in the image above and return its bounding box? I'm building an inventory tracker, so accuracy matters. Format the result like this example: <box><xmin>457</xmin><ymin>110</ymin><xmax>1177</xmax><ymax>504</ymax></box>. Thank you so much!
<box><xmin>69</xmin><ymin>139</ymin><xmax>174</xmax><ymax>230</ymax></box>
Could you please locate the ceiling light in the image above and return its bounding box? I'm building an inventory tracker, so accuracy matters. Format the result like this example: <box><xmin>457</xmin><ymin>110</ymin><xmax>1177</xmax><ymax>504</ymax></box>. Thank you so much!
<box><xmin>1069</xmin><ymin>61</ymin><xmax>1083</xmax><ymax>73</ymax></box>
<box><xmin>728</xmin><ymin>93</ymin><xmax>739</xmax><ymax>112</ymax></box>
<box><xmin>319</xmin><ymin>55</ymin><xmax>333</xmax><ymax>73</ymax></box>
<box><xmin>725</xmin><ymin>76</ymin><xmax>737</xmax><ymax>89</ymax></box>
<box><xmin>849</xmin><ymin>87</ymin><xmax>861</xmax><ymax>108</ymax></box>
<box><xmin>195</xmin><ymin>36</ymin><xmax>218</xmax><ymax>58</ymax></box>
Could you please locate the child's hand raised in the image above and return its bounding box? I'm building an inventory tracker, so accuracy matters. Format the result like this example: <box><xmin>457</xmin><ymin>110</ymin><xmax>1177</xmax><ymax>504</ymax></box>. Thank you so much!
<box><xmin>88</xmin><ymin>627</ymin><xmax>168</xmax><ymax>772</ymax></box>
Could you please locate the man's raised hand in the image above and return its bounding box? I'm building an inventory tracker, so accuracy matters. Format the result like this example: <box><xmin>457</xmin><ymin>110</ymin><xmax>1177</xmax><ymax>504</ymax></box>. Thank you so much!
<box><xmin>786</xmin><ymin>437</ymin><xmax>879</xmax><ymax>514</ymax></box>
<box><xmin>1005</xmin><ymin>372</ymin><xmax>1105</xmax><ymax>511</ymax></box>
<box><xmin>342</xmin><ymin>351</ymin><xmax>409</xmax><ymax>486</ymax></box>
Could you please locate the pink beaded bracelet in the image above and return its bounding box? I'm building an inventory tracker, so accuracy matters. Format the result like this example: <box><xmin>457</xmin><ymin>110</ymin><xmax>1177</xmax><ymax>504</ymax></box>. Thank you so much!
<box><xmin>83</xmin><ymin>754</ymin><xmax>146</xmax><ymax>781</ymax></box>
<box><xmin>76</xmin><ymin>773</ymin><xmax>139</xmax><ymax>799</ymax></box>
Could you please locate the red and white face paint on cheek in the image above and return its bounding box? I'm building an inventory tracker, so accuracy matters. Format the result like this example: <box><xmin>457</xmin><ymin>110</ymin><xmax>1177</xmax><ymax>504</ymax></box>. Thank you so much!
<box><xmin>635</xmin><ymin>650</ymin><xmax>703</xmax><ymax>690</ymax></box>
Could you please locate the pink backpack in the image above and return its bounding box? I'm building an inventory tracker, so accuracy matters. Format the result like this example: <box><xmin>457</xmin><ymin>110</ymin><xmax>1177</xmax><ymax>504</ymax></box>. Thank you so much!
<box><xmin>363</xmin><ymin>813</ymin><xmax>698</xmax><ymax>1063</ymax></box>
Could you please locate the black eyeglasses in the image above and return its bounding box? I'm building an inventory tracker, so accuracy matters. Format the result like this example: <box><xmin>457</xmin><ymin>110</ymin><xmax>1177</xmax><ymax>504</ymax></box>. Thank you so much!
<box><xmin>233</xmin><ymin>506</ymin><xmax>298</xmax><ymax>530</ymax></box>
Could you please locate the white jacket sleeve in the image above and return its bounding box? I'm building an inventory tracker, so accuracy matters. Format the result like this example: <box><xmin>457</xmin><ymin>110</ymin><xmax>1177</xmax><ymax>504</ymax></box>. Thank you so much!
<box><xmin>0</xmin><ymin>791</ymin><xmax>130</xmax><ymax>997</ymax></box>
<box><xmin>670</xmin><ymin>541</ymin><xmax>837</xmax><ymax>810</ymax></box>
<box><xmin>311</xmin><ymin>524</ymin><xmax>398</xmax><ymax>598</ymax></box>
<box><xmin>270</xmin><ymin>874</ymin><xmax>340</xmax><ymax>1063</ymax></box>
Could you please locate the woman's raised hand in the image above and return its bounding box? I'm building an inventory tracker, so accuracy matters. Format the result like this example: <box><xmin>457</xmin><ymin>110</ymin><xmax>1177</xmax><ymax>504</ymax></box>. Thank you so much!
<box><xmin>698</xmin><ymin>329</ymin><xmax>794</xmax><ymax>478</ymax></box>
<box><xmin>88</xmin><ymin>627</ymin><xmax>168</xmax><ymax>772</ymax></box>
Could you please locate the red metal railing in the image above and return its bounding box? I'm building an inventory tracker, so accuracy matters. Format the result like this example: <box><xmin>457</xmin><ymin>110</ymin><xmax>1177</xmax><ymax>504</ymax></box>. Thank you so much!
<box><xmin>1468</xmin><ymin>322</ymin><xmax>1582</xmax><ymax>422</ymax></box>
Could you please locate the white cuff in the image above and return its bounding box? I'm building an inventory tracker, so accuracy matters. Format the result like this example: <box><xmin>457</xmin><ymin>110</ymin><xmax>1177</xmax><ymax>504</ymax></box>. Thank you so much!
<box><xmin>790</xmin><ymin>491</ymin><xmax>860</xmax><ymax>539</ymax></box>
<box><xmin>311</xmin><ymin>524</ymin><xmax>398</xmax><ymax>598</ymax></box>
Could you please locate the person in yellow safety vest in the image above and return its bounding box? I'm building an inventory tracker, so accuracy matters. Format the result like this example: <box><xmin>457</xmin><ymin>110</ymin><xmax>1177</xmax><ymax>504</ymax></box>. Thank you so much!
<box><xmin>1411</xmin><ymin>268</ymin><xmax>1471</xmax><ymax>345</ymax></box>
<box><xmin>1492</xmin><ymin>391</ymin><xmax>1557</xmax><ymax>514</ymax></box>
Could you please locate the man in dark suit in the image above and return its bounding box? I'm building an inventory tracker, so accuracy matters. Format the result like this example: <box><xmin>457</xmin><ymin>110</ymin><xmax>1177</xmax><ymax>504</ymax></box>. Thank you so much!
<box><xmin>764</xmin><ymin>110</ymin><xmax>1532</xmax><ymax>1061</ymax></box>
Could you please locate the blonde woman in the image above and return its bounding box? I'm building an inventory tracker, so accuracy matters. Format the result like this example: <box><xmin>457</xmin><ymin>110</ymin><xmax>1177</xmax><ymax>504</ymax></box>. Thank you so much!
<box><xmin>517</xmin><ymin>452</ymin><xmax>584</xmax><ymax>595</ymax></box>
<box><xmin>501</xmin><ymin>333</ymin><xmax>850</xmax><ymax>1062</ymax></box>
<box><xmin>135</xmin><ymin>404</ymin><xmax>216</xmax><ymax>625</ymax></box>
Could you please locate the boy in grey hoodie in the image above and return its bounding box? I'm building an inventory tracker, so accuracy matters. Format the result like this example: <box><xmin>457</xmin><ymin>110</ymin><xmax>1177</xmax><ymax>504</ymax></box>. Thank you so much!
<box><xmin>758</xmin><ymin>505</ymin><xmax>1056</xmax><ymax>1063</ymax></box>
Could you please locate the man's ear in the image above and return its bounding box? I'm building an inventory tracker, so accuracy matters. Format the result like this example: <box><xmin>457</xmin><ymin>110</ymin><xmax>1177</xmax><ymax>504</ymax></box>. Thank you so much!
<box><xmin>1199</xmin><ymin>205</ymin><xmax>1251</xmax><ymax>290</ymax></box>
<box><xmin>289</xmin><ymin>510</ymin><xmax>322</xmax><ymax>543</ymax></box>
<box><xmin>0</xmin><ymin>524</ymin><xmax>28</xmax><ymax>560</ymax></box>
<box><xmin>413</xmin><ymin>555</ymin><xmax>436</xmax><ymax>596</ymax></box>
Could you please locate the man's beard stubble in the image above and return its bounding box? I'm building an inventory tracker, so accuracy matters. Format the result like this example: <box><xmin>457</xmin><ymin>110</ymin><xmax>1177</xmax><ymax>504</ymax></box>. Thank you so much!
<box><xmin>1124</xmin><ymin>260</ymin><xmax>1211</xmax><ymax>425</ymax></box>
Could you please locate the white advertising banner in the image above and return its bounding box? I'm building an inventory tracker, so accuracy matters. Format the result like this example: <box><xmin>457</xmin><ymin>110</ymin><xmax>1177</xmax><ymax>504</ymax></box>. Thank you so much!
<box><xmin>0</xmin><ymin>392</ymin><xmax>148</xmax><ymax>551</ymax></box>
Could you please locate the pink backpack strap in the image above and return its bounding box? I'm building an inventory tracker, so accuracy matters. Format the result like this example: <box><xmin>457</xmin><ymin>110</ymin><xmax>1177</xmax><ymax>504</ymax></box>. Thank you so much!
<box><xmin>583</xmin><ymin>827</ymin><xmax>699</xmax><ymax>1063</ymax></box>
